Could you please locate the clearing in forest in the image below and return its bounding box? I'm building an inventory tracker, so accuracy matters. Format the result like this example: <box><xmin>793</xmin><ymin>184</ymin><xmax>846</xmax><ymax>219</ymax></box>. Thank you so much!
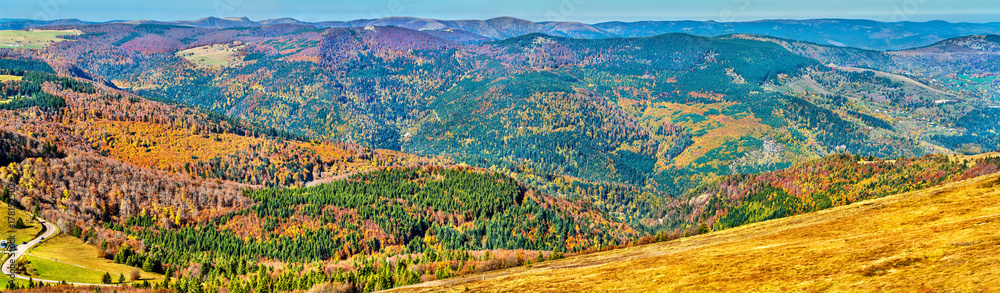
<box><xmin>176</xmin><ymin>43</ymin><xmax>246</xmax><ymax>67</ymax></box>
<box><xmin>25</xmin><ymin>233</ymin><xmax>164</xmax><ymax>284</ymax></box>
<box><xmin>0</xmin><ymin>29</ymin><xmax>82</xmax><ymax>49</ymax></box>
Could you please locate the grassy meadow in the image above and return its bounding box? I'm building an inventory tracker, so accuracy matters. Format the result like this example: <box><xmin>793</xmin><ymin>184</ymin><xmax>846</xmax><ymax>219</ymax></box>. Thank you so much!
<box><xmin>0</xmin><ymin>30</ymin><xmax>81</xmax><ymax>49</ymax></box>
<box><xmin>24</xmin><ymin>234</ymin><xmax>163</xmax><ymax>284</ymax></box>
<box><xmin>176</xmin><ymin>43</ymin><xmax>245</xmax><ymax>67</ymax></box>
<box><xmin>0</xmin><ymin>202</ymin><xmax>43</xmax><ymax>244</ymax></box>
<box><xmin>0</xmin><ymin>75</ymin><xmax>22</xmax><ymax>82</ymax></box>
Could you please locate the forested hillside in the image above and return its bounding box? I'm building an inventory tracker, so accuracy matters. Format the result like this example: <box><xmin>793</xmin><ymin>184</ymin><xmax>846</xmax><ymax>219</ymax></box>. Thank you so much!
<box><xmin>103</xmin><ymin>166</ymin><xmax>635</xmax><ymax>292</ymax></box>
<box><xmin>393</xmin><ymin>169</ymin><xmax>1000</xmax><ymax>292</ymax></box>
<box><xmin>0</xmin><ymin>58</ymin><xmax>639</xmax><ymax>292</ymax></box>
<box><xmin>8</xmin><ymin>23</ymin><xmax>999</xmax><ymax>229</ymax></box>
<box><xmin>648</xmin><ymin>153</ymin><xmax>1000</xmax><ymax>236</ymax></box>
<box><xmin>16</xmin><ymin>23</ymin><xmax>979</xmax><ymax>200</ymax></box>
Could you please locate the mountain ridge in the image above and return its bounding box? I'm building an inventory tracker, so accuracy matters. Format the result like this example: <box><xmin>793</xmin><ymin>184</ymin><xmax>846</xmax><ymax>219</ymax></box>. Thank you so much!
<box><xmin>4</xmin><ymin>16</ymin><xmax>1000</xmax><ymax>50</ymax></box>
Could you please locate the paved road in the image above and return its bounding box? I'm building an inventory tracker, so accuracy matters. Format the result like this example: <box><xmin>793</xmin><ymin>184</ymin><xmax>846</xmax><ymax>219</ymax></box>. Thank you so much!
<box><xmin>0</xmin><ymin>217</ymin><xmax>111</xmax><ymax>286</ymax></box>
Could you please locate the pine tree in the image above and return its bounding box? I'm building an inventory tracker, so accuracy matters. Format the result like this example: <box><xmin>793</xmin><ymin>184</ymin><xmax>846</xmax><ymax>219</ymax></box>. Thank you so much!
<box><xmin>142</xmin><ymin>256</ymin><xmax>157</xmax><ymax>272</ymax></box>
<box><xmin>164</xmin><ymin>266</ymin><xmax>174</xmax><ymax>286</ymax></box>
<box><xmin>101</xmin><ymin>272</ymin><xmax>112</xmax><ymax>284</ymax></box>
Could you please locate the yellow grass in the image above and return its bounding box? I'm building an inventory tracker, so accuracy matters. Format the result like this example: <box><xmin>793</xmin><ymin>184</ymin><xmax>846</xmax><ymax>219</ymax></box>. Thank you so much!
<box><xmin>177</xmin><ymin>43</ymin><xmax>245</xmax><ymax>67</ymax></box>
<box><xmin>0</xmin><ymin>29</ymin><xmax>81</xmax><ymax>49</ymax></box>
<box><xmin>0</xmin><ymin>75</ymin><xmax>22</xmax><ymax>82</ymax></box>
<box><xmin>392</xmin><ymin>173</ymin><xmax>1000</xmax><ymax>292</ymax></box>
<box><xmin>953</xmin><ymin>152</ymin><xmax>1000</xmax><ymax>164</ymax></box>
<box><xmin>26</xmin><ymin>233</ymin><xmax>163</xmax><ymax>284</ymax></box>
<box><xmin>0</xmin><ymin>202</ymin><xmax>43</xmax><ymax>243</ymax></box>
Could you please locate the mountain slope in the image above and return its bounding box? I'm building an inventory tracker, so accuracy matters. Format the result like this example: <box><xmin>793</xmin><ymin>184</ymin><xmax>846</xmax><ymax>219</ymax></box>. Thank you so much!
<box><xmin>314</xmin><ymin>17</ymin><xmax>1000</xmax><ymax>50</ymax></box>
<box><xmin>725</xmin><ymin>33</ymin><xmax>1000</xmax><ymax>151</ymax></box>
<box><xmin>316</xmin><ymin>16</ymin><xmax>612</xmax><ymax>40</ymax></box>
<box><xmin>392</xmin><ymin>171</ymin><xmax>1000</xmax><ymax>292</ymax></box>
<box><xmin>4</xmin><ymin>18</ymin><xmax>1000</xmax><ymax>293</ymax></box>
<box><xmin>904</xmin><ymin>34</ymin><xmax>1000</xmax><ymax>53</ymax></box>
<box><xmin>10</xmin><ymin>23</ymin><xmax>1000</xmax><ymax>227</ymax></box>
<box><xmin>0</xmin><ymin>62</ymin><xmax>638</xmax><ymax>291</ymax></box>
<box><xmin>19</xmin><ymin>23</ymin><xmax>983</xmax><ymax>199</ymax></box>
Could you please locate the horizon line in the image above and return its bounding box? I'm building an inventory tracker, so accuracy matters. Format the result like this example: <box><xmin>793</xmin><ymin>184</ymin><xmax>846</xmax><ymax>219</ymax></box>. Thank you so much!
<box><xmin>3</xmin><ymin>16</ymin><xmax>1000</xmax><ymax>26</ymax></box>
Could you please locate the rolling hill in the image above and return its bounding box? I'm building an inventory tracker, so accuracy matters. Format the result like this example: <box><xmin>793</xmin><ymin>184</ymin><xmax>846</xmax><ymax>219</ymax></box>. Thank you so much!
<box><xmin>391</xmin><ymin>170</ymin><xmax>1000</xmax><ymax>292</ymax></box>
<box><xmin>0</xmin><ymin>58</ymin><xmax>641</xmax><ymax>291</ymax></box>
<box><xmin>3</xmin><ymin>16</ymin><xmax>1000</xmax><ymax>293</ymax></box>
<box><xmin>6</xmin><ymin>23</ymin><xmax>997</xmax><ymax>220</ymax></box>
<box><xmin>725</xmin><ymin>33</ymin><xmax>1000</xmax><ymax>151</ymax></box>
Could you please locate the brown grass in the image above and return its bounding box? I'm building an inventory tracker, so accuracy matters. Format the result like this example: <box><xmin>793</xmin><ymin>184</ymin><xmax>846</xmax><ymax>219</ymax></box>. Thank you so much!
<box><xmin>389</xmin><ymin>173</ymin><xmax>1000</xmax><ymax>292</ymax></box>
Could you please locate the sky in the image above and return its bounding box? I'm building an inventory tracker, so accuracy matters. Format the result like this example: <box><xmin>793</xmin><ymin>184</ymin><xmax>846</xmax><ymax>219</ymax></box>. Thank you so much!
<box><xmin>5</xmin><ymin>0</ymin><xmax>1000</xmax><ymax>24</ymax></box>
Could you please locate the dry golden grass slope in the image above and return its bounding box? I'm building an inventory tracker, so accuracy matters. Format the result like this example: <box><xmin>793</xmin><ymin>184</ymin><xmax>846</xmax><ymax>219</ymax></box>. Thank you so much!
<box><xmin>391</xmin><ymin>173</ymin><xmax>1000</xmax><ymax>292</ymax></box>
<box><xmin>0</xmin><ymin>75</ymin><xmax>22</xmax><ymax>82</ymax></box>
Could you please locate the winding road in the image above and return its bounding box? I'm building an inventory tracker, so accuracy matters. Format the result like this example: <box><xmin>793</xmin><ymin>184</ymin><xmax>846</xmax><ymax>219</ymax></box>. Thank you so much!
<box><xmin>0</xmin><ymin>217</ymin><xmax>111</xmax><ymax>286</ymax></box>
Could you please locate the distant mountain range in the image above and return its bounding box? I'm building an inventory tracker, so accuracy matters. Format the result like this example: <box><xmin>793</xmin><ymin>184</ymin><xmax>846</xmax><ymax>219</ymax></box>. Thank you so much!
<box><xmin>3</xmin><ymin>16</ymin><xmax>1000</xmax><ymax>50</ymax></box>
<box><xmin>13</xmin><ymin>19</ymin><xmax>993</xmax><ymax>196</ymax></box>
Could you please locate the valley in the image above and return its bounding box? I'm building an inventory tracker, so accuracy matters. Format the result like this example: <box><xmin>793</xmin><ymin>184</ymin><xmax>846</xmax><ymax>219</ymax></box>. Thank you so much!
<box><xmin>0</xmin><ymin>12</ymin><xmax>998</xmax><ymax>293</ymax></box>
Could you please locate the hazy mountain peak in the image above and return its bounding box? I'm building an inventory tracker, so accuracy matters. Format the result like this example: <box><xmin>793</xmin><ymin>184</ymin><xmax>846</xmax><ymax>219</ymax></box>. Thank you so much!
<box><xmin>223</xmin><ymin>17</ymin><xmax>253</xmax><ymax>22</ymax></box>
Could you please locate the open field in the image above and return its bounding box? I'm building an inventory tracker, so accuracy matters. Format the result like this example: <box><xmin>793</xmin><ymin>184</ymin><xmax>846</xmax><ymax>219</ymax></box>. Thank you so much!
<box><xmin>392</xmin><ymin>173</ymin><xmax>1000</xmax><ymax>292</ymax></box>
<box><xmin>176</xmin><ymin>43</ymin><xmax>245</xmax><ymax>67</ymax></box>
<box><xmin>784</xmin><ymin>76</ymin><xmax>834</xmax><ymax>96</ymax></box>
<box><xmin>0</xmin><ymin>75</ymin><xmax>22</xmax><ymax>82</ymax></box>
<box><xmin>954</xmin><ymin>151</ymin><xmax>1000</xmax><ymax>164</ymax></box>
<box><xmin>831</xmin><ymin>65</ymin><xmax>955</xmax><ymax>98</ymax></box>
<box><xmin>24</xmin><ymin>233</ymin><xmax>163</xmax><ymax>284</ymax></box>
<box><xmin>0</xmin><ymin>202</ymin><xmax>43</xmax><ymax>244</ymax></box>
<box><xmin>22</xmin><ymin>255</ymin><xmax>112</xmax><ymax>284</ymax></box>
<box><xmin>0</xmin><ymin>30</ymin><xmax>81</xmax><ymax>49</ymax></box>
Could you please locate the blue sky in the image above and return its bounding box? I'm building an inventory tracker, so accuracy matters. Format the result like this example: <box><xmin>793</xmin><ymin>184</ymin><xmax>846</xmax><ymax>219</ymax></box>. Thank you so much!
<box><xmin>6</xmin><ymin>0</ymin><xmax>1000</xmax><ymax>23</ymax></box>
